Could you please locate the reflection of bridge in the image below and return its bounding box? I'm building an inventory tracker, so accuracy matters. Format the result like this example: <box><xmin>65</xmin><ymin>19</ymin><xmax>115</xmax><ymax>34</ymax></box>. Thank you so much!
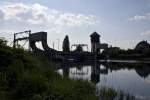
<box><xmin>29</xmin><ymin>32</ymin><xmax>96</xmax><ymax>61</ymax></box>
<box><xmin>58</xmin><ymin>62</ymin><xmax>150</xmax><ymax>84</ymax></box>
<box><xmin>58</xmin><ymin>62</ymin><xmax>108</xmax><ymax>84</ymax></box>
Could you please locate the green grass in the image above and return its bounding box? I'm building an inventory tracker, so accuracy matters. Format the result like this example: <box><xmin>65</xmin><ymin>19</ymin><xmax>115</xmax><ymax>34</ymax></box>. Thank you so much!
<box><xmin>0</xmin><ymin>39</ymin><xmax>97</xmax><ymax>100</ymax></box>
<box><xmin>98</xmin><ymin>87</ymin><xmax>135</xmax><ymax>100</ymax></box>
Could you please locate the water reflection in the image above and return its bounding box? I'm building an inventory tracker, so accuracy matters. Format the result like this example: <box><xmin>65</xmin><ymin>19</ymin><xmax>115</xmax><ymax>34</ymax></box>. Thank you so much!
<box><xmin>57</xmin><ymin>61</ymin><xmax>150</xmax><ymax>99</ymax></box>
<box><xmin>59</xmin><ymin>62</ymin><xmax>150</xmax><ymax>79</ymax></box>
<box><xmin>103</xmin><ymin>63</ymin><xmax>150</xmax><ymax>78</ymax></box>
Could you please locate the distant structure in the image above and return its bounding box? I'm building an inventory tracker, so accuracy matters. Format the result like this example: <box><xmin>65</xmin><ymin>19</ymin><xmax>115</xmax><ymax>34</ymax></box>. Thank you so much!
<box><xmin>13</xmin><ymin>30</ymin><xmax>31</xmax><ymax>51</ymax></box>
<box><xmin>90</xmin><ymin>32</ymin><xmax>108</xmax><ymax>54</ymax></box>
<box><xmin>135</xmin><ymin>40</ymin><xmax>150</xmax><ymax>54</ymax></box>
<box><xmin>90</xmin><ymin>32</ymin><xmax>100</xmax><ymax>53</ymax></box>
<box><xmin>62</xmin><ymin>35</ymin><xmax>70</xmax><ymax>52</ymax></box>
<box><xmin>71</xmin><ymin>44</ymin><xmax>88</xmax><ymax>52</ymax></box>
<box><xmin>12</xmin><ymin>30</ymin><xmax>110</xmax><ymax>61</ymax></box>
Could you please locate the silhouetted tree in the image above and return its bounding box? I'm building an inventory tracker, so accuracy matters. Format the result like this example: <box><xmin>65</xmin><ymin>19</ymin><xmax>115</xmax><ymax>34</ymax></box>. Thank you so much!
<box><xmin>62</xmin><ymin>35</ymin><xmax>70</xmax><ymax>52</ymax></box>
<box><xmin>0</xmin><ymin>38</ymin><xmax>7</xmax><ymax>46</ymax></box>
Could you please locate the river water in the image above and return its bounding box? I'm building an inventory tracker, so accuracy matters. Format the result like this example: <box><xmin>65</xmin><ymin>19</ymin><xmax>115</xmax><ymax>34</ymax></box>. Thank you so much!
<box><xmin>57</xmin><ymin>61</ymin><xmax>150</xmax><ymax>100</ymax></box>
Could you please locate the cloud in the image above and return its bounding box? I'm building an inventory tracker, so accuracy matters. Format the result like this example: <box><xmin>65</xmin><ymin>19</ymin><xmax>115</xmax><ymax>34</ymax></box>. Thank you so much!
<box><xmin>129</xmin><ymin>13</ymin><xmax>150</xmax><ymax>21</ymax></box>
<box><xmin>141</xmin><ymin>30</ymin><xmax>150</xmax><ymax>36</ymax></box>
<box><xmin>0</xmin><ymin>3</ymin><xmax>99</xmax><ymax>27</ymax></box>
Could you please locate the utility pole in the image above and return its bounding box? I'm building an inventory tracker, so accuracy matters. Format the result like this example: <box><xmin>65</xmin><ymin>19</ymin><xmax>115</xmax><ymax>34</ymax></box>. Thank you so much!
<box><xmin>53</xmin><ymin>42</ymin><xmax>55</xmax><ymax>49</ymax></box>
<box><xmin>28</xmin><ymin>30</ymin><xmax>31</xmax><ymax>51</ymax></box>
<box><xmin>13</xmin><ymin>33</ymin><xmax>16</xmax><ymax>48</ymax></box>
<box><xmin>57</xmin><ymin>39</ymin><xmax>59</xmax><ymax>51</ymax></box>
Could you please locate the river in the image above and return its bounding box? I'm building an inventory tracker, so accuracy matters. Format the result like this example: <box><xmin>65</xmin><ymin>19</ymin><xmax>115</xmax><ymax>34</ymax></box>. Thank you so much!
<box><xmin>57</xmin><ymin>61</ymin><xmax>150</xmax><ymax>100</ymax></box>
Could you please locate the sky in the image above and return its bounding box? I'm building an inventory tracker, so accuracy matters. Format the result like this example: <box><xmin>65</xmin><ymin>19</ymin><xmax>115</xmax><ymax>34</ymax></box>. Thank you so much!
<box><xmin>0</xmin><ymin>0</ymin><xmax>150</xmax><ymax>50</ymax></box>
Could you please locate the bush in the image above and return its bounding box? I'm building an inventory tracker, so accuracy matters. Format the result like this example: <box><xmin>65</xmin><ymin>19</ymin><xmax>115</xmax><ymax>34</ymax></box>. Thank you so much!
<box><xmin>0</xmin><ymin>42</ymin><xmax>98</xmax><ymax>100</ymax></box>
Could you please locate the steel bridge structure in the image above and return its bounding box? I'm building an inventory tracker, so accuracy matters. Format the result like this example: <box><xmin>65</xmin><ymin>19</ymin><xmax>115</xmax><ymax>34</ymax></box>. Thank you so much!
<box><xmin>13</xmin><ymin>31</ymin><xmax>104</xmax><ymax>61</ymax></box>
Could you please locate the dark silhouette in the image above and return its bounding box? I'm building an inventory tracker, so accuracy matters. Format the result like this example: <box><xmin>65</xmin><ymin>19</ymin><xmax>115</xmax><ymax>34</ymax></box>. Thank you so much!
<box><xmin>62</xmin><ymin>35</ymin><xmax>70</xmax><ymax>52</ymax></box>
<box><xmin>135</xmin><ymin>40</ymin><xmax>150</xmax><ymax>55</ymax></box>
<box><xmin>90</xmin><ymin>32</ymin><xmax>100</xmax><ymax>53</ymax></box>
<box><xmin>12</xmin><ymin>31</ymin><xmax>150</xmax><ymax>61</ymax></box>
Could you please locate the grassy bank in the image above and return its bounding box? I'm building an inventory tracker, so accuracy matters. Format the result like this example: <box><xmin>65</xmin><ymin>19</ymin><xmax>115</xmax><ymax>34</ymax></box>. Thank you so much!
<box><xmin>0</xmin><ymin>39</ymin><xmax>97</xmax><ymax>100</ymax></box>
<box><xmin>0</xmin><ymin>39</ymin><xmax>137</xmax><ymax>100</ymax></box>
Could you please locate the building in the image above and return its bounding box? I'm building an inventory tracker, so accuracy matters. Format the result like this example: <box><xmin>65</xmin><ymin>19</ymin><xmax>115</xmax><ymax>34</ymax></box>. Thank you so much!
<box><xmin>135</xmin><ymin>40</ymin><xmax>150</xmax><ymax>54</ymax></box>
<box><xmin>90</xmin><ymin>32</ymin><xmax>100</xmax><ymax>53</ymax></box>
<box><xmin>90</xmin><ymin>32</ymin><xmax>108</xmax><ymax>53</ymax></box>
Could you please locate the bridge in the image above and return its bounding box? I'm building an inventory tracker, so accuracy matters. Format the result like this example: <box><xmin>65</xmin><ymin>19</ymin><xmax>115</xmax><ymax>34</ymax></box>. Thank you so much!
<box><xmin>29</xmin><ymin>31</ymin><xmax>96</xmax><ymax>61</ymax></box>
<box><xmin>13</xmin><ymin>31</ymin><xmax>108</xmax><ymax>61</ymax></box>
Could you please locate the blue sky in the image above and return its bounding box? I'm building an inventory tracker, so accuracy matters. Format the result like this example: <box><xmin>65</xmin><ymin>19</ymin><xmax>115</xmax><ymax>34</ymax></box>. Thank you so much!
<box><xmin>0</xmin><ymin>0</ymin><xmax>150</xmax><ymax>50</ymax></box>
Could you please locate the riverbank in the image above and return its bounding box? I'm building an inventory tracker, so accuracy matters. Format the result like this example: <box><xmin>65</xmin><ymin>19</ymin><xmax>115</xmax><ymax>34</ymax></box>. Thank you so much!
<box><xmin>0</xmin><ymin>40</ymin><xmax>98</xmax><ymax>100</ymax></box>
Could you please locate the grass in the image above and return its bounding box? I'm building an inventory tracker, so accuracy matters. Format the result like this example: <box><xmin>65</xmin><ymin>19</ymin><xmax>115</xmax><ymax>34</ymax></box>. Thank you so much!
<box><xmin>0</xmin><ymin>39</ymin><xmax>97</xmax><ymax>100</ymax></box>
<box><xmin>98</xmin><ymin>87</ymin><xmax>135</xmax><ymax>100</ymax></box>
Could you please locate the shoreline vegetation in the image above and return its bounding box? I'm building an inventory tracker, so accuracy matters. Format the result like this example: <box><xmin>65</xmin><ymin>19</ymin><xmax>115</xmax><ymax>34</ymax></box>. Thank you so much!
<box><xmin>97</xmin><ymin>87</ymin><xmax>135</xmax><ymax>100</ymax></box>
<box><xmin>0</xmin><ymin>39</ymin><xmax>136</xmax><ymax>100</ymax></box>
<box><xmin>0</xmin><ymin>39</ymin><xmax>97</xmax><ymax>100</ymax></box>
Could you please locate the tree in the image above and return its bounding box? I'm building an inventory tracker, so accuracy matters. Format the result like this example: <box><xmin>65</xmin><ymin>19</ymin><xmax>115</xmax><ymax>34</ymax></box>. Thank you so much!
<box><xmin>62</xmin><ymin>35</ymin><xmax>70</xmax><ymax>52</ymax></box>
<box><xmin>0</xmin><ymin>38</ymin><xmax>7</xmax><ymax>46</ymax></box>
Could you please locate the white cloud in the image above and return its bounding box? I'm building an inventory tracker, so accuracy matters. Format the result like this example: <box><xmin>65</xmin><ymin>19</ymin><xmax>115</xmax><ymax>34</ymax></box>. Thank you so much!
<box><xmin>54</xmin><ymin>13</ymin><xmax>97</xmax><ymax>27</ymax></box>
<box><xmin>0</xmin><ymin>3</ymin><xmax>29</xmax><ymax>20</ymax></box>
<box><xmin>0</xmin><ymin>3</ymin><xmax>99</xmax><ymax>27</ymax></box>
<box><xmin>141</xmin><ymin>30</ymin><xmax>150</xmax><ymax>36</ymax></box>
<box><xmin>129</xmin><ymin>13</ymin><xmax>150</xmax><ymax>21</ymax></box>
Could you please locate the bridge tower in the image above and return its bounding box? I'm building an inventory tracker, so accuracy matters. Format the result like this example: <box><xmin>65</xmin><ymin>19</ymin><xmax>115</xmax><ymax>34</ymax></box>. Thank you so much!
<box><xmin>13</xmin><ymin>30</ymin><xmax>31</xmax><ymax>51</ymax></box>
<box><xmin>90</xmin><ymin>32</ymin><xmax>100</xmax><ymax>53</ymax></box>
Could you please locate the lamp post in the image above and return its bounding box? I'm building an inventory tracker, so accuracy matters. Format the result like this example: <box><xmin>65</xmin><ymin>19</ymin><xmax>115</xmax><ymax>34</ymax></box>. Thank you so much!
<box><xmin>57</xmin><ymin>39</ymin><xmax>59</xmax><ymax>51</ymax></box>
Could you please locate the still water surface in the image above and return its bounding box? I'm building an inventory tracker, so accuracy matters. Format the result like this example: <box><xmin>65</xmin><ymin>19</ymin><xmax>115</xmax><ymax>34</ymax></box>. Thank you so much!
<box><xmin>57</xmin><ymin>62</ymin><xmax>150</xmax><ymax>99</ymax></box>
